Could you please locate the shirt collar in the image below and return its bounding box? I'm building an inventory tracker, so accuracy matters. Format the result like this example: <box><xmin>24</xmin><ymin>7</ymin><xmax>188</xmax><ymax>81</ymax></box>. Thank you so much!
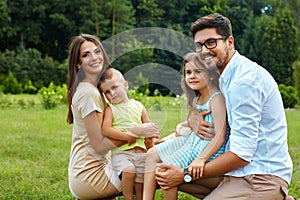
<box><xmin>220</xmin><ymin>50</ymin><xmax>239</xmax><ymax>85</ymax></box>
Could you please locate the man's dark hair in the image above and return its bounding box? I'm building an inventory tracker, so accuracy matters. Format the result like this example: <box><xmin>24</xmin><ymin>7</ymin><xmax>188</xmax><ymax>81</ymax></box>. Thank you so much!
<box><xmin>190</xmin><ymin>13</ymin><xmax>232</xmax><ymax>39</ymax></box>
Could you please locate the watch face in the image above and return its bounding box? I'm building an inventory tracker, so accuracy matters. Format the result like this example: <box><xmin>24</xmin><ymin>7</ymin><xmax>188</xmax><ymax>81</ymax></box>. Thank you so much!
<box><xmin>184</xmin><ymin>174</ymin><xmax>192</xmax><ymax>182</ymax></box>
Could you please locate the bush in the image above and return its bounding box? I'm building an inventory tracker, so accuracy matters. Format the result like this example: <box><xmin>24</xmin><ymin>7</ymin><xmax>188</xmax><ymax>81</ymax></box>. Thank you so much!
<box><xmin>0</xmin><ymin>92</ymin><xmax>12</xmax><ymax>107</ymax></box>
<box><xmin>3</xmin><ymin>71</ymin><xmax>22</xmax><ymax>94</ymax></box>
<box><xmin>38</xmin><ymin>82</ymin><xmax>66</xmax><ymax>109</ymax></box>
<box><xmin>279</xmin><ymin>84</ymin><xmax>298</xmax><ymax>108</ymax></box>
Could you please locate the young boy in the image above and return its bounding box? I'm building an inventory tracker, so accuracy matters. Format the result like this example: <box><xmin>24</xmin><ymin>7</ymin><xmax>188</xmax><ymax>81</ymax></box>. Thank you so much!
<box><xmin>100</xmin><ymin>68</ymin><xmax>157</xmax><ymax>200</ymax></box>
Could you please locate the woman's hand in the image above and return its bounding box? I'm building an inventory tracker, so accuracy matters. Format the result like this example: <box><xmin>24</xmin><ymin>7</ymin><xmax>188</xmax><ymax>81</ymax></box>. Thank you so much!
<box><xmin>189</xmin><ymin>110</ymin><xmax>215</xmax><ymax>140</ymax></box>
<box><xmin>130</xmin><ymin>122</ymin><xmax>160</xmax><ymax>138</ymax></box>
<box><xmin>155</xmin><ymin>164</ymin><xmax>184</xmax><ymax>190</ymax></box>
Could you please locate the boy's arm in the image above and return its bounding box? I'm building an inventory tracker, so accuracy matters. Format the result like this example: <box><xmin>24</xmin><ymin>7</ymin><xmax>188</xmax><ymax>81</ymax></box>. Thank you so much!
<box><xmin>141</xmin><ymin>106</ymin><xmax>150</xmax><ymax>123</ymax></box>
<box><xmin>102</xmin><ymin>106</ymin><xmax>137</xmax><ymax>143</ymax></box>
<box><xmin>188</xmin><ymin>94</ymin><xmax>227</xmax><ymax>178</ymax></box>
<box><xmin>141</xmin><ymin>106</ymin><xmax>160</xmax><ymax>149</ymax></box>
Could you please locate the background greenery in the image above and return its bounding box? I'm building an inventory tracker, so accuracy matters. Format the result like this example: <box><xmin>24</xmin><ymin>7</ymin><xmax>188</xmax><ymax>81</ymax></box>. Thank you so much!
<box><xmin>0</xmin><ymin>0</ymin><xmax>300</xmax><ymax>100</ymax></box>
<box><xmin>0</xmin><ymin>94</ymin><xmax>299</xmax><ymax>199</ymax></box>
<box><xmin>0</xmin><ymin>0</ymin><xmax>300</xmax><ymax>199</ymax></box>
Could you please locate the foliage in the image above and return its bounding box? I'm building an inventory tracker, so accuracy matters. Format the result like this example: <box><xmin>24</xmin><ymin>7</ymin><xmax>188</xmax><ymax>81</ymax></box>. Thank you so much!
<box><xmin>38</xmin><ymin>82</ymin><xmax>67</xmax><ymax>109</ymax></box>
<box><xmin>262</xmin><ymin>8</ymin><xmax>298</xmax><ymax>85</ymax></box>
<box><xmin>279</xmin><ymin>84</ymin><xmax>298</xmax><ymax>108</ymax></box>
<box><xmin>0</xmin><ymin>48</ymin><xmax>66</xmax><ymax>92</ymax></box>
<box><xmin>293</xmin><ymin>60</ymin><xmax>300</xmax><ymax>101</ymax></box>
<box><xmin>2</xmin><ymin>71</ymin><xmax>22</xmax><ymax>94</ymax></box>
<box><xmin>0</xmin><ymin>0</ymin><xmax>299</xmax><ymax>94</ymax></box>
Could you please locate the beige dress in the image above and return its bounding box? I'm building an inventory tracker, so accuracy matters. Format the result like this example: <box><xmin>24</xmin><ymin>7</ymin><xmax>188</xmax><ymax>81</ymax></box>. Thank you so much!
<box><xmin>68</xmin><ymin>82</ymin><xmax>121</xmax><ymax>199</ymax></box>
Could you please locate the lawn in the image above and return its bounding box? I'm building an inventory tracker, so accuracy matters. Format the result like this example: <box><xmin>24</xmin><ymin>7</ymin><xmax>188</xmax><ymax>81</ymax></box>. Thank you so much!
<box><xmin>0</xmin><ymin>95</ymin><xmax>299</xmax><ymax>199</ymax></box>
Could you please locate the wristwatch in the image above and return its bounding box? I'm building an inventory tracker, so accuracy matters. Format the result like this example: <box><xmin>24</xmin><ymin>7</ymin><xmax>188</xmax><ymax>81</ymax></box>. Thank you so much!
<box><xmin>183</xmin><ymin>167</ymin><xmax>192</xmax><ymax>182</ymax></box>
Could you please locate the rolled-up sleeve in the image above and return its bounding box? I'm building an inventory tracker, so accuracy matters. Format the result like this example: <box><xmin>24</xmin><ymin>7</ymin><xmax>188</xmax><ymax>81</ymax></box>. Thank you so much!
<box><xmin>228</xmin><ymin>80</ymin><xmax>265</xmax><ymax>162</ymax></box>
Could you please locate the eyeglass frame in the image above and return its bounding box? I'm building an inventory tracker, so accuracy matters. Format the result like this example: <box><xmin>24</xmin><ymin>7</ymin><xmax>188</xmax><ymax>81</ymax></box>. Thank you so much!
<box><xmin>194</xmin><ymin>37</ymin><xmax>226</xmax><ymax>52</ymax></box>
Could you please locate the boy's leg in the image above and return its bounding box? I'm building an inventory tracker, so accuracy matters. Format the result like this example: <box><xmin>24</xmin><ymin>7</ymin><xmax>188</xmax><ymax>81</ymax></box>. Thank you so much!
<box><xmin>134</xmin><ymin>182</ymin><xmax>143</xmax><ymax>200</ymax></box>
<box><xmin>205</xmin><ymin>175</ymin><xmax>288</xmax><ymax>200</ymax></box>
<box><xmin>121</xmin><ymin>166</ymin><xmax>136</xmax><ymax>200</ymax></box>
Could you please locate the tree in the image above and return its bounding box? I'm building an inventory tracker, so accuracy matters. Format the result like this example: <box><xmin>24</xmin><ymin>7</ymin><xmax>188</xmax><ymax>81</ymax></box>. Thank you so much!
<box><xmin>293</xmin><ymin>60</ymin><xmax>300</xmax><ymax>101</ymax></box>
<box><xmin>262</xmin><ymin>8</ymin><xmax>298</xmax><ymax>85</ymax></box>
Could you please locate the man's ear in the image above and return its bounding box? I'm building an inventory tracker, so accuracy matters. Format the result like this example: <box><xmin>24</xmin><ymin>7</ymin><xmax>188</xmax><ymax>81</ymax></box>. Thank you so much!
<box><xmin>228</xmin><ymin>36</ymin><xmax>234</xmax><ymax>49</ymax></box>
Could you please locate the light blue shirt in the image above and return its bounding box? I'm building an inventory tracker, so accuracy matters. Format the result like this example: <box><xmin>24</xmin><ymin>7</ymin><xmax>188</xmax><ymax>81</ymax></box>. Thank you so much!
<box><xmin>219</xmin><ymin>51</ymin><xmax>293</xmax><ymax>184</ymax></box>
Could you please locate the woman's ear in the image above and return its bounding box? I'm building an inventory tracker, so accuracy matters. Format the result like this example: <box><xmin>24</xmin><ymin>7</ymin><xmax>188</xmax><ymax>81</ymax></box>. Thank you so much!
<box><xmin>124</xmin><ymin>81</ymin><xmax>129</xmax><ymax>90</ymax></box>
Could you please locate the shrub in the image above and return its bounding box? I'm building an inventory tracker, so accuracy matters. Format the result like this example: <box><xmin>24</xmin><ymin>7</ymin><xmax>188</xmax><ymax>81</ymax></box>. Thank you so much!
<box><xmin>23</xmin><ymin>80</ymin><xmax>37</xmax><ymax>94</ymax></box>
<box><xmin>279</xmin><ymin>84</ymin><xmax>298</xmax><ymax>108</ymax></box>
<box><xmin>3</xmin><ymin>71</ymin><xmax>22</xmax><ymax>94</ymax></box>
<box><xmin>0</xmin><ymin>92</ymin><xmax>12</xmax><ymax>107</ymax></box>
<box><xmin>38</xmin><ymin>82</ymin><xmax>59</xmax><ymax>109</ymax></box>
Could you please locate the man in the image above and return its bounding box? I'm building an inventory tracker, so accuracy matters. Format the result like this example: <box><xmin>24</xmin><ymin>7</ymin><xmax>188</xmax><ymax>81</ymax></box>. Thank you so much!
<box><xmin>155</xmin><ymin>13</ymin><xmax>293</xmax><ymax>199</ymax></box>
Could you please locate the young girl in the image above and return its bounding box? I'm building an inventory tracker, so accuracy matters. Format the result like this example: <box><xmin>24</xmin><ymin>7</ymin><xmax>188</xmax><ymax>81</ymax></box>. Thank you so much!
<box><xmin>143</xmin><ymin>53</ymin><xmax>229</xmax><ymax>200</ymax></box>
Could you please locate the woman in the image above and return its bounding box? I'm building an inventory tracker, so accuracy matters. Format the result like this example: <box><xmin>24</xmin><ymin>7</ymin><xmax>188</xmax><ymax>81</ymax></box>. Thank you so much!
<box><xmin>66</xmin><ymin>34</ymin><xmax>159</xmax><ymax>199</ymax></box>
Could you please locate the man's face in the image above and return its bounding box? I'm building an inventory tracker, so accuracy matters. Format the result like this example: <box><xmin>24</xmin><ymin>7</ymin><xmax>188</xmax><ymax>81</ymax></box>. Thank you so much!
<box><xmin>194</xmin><ymin>28</ymin><xmax>232</xmax><ymax>73</ymax></box>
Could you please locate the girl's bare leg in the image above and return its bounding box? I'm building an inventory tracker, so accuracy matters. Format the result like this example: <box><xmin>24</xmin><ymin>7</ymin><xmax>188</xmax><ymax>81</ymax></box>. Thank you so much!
<box><xmin>143</xmin><ymin>147</ymin><xmax>161</xmax><ymax>200</ymax></box>
<box><xmin>163</xmin><ymin>187</ymin><xmax>178</xmax><ymax>200</ymax></box>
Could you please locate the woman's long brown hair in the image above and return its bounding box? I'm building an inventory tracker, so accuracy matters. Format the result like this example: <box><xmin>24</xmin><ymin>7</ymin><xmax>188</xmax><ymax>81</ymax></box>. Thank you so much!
<box><xmin>66</xmin><ymin>34</ymin><xmax>112</xmax><ymax>124</ymax></box>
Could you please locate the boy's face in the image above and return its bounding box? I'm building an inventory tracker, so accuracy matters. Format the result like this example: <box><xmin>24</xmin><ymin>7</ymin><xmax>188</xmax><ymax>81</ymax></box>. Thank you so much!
<box><xmin>100</xmin><ymin>75</ymin><xmax>128</xmax><ymax>104</ymax></box>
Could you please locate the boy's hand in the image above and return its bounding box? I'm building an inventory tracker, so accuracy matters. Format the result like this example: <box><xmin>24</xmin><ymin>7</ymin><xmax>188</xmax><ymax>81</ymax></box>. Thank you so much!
<box><xmin>125</xmin><ymin>131</ymin><xmax>138</xmax><ymax>145</ymax></box>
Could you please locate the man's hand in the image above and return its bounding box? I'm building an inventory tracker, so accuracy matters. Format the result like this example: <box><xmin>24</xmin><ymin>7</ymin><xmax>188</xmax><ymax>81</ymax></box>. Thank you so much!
<box><xmin>189</xmin><ymin>110</ymin><xmax>215</xmax><ymax>140</ymax></box>
<box><xmin>155</xmin><ymin>164</ymin><xmax>184</xmax><ymax>190</ymax></box>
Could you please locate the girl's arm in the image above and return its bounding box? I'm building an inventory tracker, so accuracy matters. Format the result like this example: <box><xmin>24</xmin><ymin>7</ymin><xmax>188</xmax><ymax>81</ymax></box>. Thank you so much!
<box><xmin>188</xmin><ymin>94</ymin><xmax>227</xmax><ymax>179</ymax></box>
<box><xmin>102</xmin><ymin>106</ymin><xmax>137</xmax><ymax>144</ymax></box>
<box><xmin>83</xmin><ymin>110</ymin><xmax>126</xmax><ymax>154</ymax></box>
<box><xmin>130</xmin><ymin>107</ymin><xmax>160</xmax><ymax>138</ymax></box>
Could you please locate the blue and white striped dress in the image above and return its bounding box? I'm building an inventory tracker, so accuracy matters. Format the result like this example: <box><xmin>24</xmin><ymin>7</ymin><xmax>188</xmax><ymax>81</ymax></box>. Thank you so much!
<box><xmin>156</xmin><ymin>91</ymin><xmax>229</xmax><ymax>168</ymax></box>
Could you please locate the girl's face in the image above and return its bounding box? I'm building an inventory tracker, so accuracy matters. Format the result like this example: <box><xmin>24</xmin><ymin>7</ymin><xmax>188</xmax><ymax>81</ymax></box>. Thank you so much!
<box><xmin>184</xmin><ymin>61</ymin><xmax>211</xmax><ymax>91</ymax></box>
<box><xmin>78</xmin><ymin>41</ymin><xmax>104</xmax><ymax>79</ymax></box>
<box><xmin>100</xmin><ymin>75</ymin><xmax>129</xmax><ymax>104</ymax></box>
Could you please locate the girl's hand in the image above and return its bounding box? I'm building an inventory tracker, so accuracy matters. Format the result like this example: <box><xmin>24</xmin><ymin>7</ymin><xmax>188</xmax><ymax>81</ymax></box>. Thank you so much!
<box><xmin>188</xmin><ymin>158</ymin><xmax>206</xmax><ymax>180</ymax></box>
<box><xmin>130</xmin><ymin>123</ymin><xmax>160</xmax><ymax>138</ymax></box>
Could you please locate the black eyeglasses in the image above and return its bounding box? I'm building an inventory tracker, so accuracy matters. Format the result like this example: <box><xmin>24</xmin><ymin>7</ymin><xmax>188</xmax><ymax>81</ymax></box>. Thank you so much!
<box><xmin>194</xmin><ymin>37</ymin><xmax>226</xmax><ymax>52</ymax></box>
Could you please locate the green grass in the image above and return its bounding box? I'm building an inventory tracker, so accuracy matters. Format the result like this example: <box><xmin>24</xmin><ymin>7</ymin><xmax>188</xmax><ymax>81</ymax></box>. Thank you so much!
<box><xmin>0</xmin><ymin>95</ymin><xmax>299</xmax><ymax>199</ymax></box>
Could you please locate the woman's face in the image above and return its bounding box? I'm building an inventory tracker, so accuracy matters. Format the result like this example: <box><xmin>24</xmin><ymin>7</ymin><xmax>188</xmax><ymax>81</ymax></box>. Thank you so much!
<box><xmin>78</xmin><ymin>41</ymin><xmax>104</xmax><ymax>78</ymax></box>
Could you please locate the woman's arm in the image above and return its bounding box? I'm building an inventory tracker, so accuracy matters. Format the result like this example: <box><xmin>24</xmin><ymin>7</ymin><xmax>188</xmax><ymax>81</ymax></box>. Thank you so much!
<box><xmin>83</xmin><ymin>111</ymin><xmax>126</xmax><ymax>154</ymax></box>
<box><xmin>188</xmin><ymin>94</ymin><xmax>227</xmax><ymax>178</ymax></box>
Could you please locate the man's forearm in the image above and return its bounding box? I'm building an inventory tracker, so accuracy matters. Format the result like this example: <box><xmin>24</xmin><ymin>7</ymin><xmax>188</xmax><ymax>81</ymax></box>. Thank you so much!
<box><xmin>202</xmin><ymin>151</ymin><xmax>249</xmax><ymax>178</ymax></box>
